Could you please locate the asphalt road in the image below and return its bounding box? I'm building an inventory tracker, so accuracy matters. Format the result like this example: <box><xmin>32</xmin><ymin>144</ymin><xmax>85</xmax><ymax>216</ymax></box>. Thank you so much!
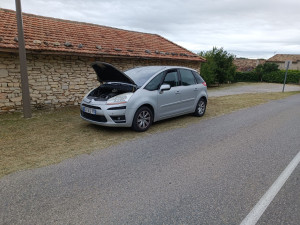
<box><xmin>1</xmin><ymin>94</ymin><xmax>300</xmax><ymax>225</ymax></box>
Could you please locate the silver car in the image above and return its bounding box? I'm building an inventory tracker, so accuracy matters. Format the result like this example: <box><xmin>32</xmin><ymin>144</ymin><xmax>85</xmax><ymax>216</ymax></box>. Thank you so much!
<box><xmin>80</xmin><ymin>62</ymin><xmax>208</xmax><ymax>132</ymax></box>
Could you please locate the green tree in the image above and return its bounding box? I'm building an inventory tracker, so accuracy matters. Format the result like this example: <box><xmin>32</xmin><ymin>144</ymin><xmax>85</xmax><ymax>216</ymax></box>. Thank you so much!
<box><xmin>199</xmin><ymin>47</ymin><xmax>236</xmax><ymax>86</ymax></box>
<box><xmin>255</xmin><ymin>62</ymin><xmax>279</xmax><ymax>81</ymax></box>
<box><xmin>255</xmin><ymin>64</ymin><xmax>264</xmax><ymax>82</ymax></box>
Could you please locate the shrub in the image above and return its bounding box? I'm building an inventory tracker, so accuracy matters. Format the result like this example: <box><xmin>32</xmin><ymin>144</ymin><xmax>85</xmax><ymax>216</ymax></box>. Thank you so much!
<box><xmin>235</xmin><ymin>70</ymin><xmax>300</xmax><ymax>84</ymax></box>
<box><xmin>255</xmin><ymin>63</ymin><xmax>279</xmax><ymax>81</ymax></box>
<box><xmin>199</xmin><ymin>47</ymin><xmax>236</xmax><ymax>86</ymax></box>
<box><xmin>235</xmin><ymin>71</ymin><xmax>259</xmax><ymax>82</ymax></box>
<box><xmin>262</xmin><ymin>70</ymin><xmax>300</xmax><ymax>84</ymax></box>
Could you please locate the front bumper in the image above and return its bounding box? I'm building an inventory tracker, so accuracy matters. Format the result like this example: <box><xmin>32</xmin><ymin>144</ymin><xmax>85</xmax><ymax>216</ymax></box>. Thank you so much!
<box><xmin>80</xmin><ymin>102</ymin><xmax>135</xmax><ymax>127</ymax></box>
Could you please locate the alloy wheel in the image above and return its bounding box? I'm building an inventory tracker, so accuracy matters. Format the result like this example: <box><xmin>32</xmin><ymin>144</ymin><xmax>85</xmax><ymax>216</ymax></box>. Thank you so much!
<box><xmin>137</xmin><ymin>110</ymin><xmax>151</xmax><ymax>129</ymax></box>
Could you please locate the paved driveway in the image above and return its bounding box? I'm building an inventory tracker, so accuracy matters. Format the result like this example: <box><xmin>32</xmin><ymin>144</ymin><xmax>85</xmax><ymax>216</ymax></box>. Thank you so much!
<box><xmin>208</xmin><ymin>82</ymin><xmax>300</xmax><ymax>97</ymax></box>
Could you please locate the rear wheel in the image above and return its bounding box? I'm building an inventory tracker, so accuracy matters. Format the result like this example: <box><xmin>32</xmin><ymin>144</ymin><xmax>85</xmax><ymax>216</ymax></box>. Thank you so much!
<box><xmin>132</xmin><ymin>106</ymin><xmax>153</xmax><ymax>132</ymax></box>
<box><xmin>194</xmin><ymin>98</ymin><xmax>206</xmax><ymax>117</ymax></box>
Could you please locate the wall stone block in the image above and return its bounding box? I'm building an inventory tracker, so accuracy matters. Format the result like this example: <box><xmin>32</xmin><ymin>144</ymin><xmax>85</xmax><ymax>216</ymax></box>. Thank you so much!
<box><xmin>0</xmin><ymin>69</ymin><xmax>8</xmax><ymax>77</ymax></box>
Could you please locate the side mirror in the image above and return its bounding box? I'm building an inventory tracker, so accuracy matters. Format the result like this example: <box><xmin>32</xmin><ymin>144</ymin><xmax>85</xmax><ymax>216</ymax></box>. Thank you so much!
<box><xmin>159</xmin><ymin>84</ymin><xmax>171</xmax><ymax>94</ymax></box>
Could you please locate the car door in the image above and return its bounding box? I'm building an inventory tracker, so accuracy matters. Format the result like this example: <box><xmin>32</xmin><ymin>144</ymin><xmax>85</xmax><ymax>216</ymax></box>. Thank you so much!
<box><xmin>178</xmin><ymin>68</ymin><xmax>199</xmax><ymax>112</ymax></box>
<box><xmin>157</xmin><ymin>69</ymin><xmax>182</xmax><ymax>119</ymax></box>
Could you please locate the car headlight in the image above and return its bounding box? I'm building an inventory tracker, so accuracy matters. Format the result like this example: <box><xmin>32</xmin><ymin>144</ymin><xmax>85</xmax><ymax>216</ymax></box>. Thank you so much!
<box><xmin>106</xmin><ymin>93</ymin><xmax>133</xmax><ymax>105</ymax></box>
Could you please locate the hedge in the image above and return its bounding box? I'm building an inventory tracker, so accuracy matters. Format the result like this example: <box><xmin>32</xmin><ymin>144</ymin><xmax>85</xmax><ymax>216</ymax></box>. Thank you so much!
<box><xmin>235</xmin><ymin>70</ymin><xmax>300</xmax><ymax>84</ymax></box>
<box><xmin>235</xmin><ymin>71</ymin><xmax>258</xmax><ymax>82</ymax></box>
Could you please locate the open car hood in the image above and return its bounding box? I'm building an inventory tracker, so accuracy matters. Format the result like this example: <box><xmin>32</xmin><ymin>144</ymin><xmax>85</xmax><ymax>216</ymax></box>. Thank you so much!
<box><xmin>91</xmin><ymin>62</ymin><xmax>136</xmax><ymax>85</ymax></box>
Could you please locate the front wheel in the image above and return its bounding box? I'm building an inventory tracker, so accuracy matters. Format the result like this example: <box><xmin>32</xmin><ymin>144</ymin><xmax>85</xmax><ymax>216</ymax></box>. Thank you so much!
<box><xmin>132</xmin><ymin>106</ymin><xmax>153</xmax><ymax>132</ymax></box>
<box><xmin>194</xmin><ymin>98</ymin><xmax>206</xmax><ymax>117</ymax></box>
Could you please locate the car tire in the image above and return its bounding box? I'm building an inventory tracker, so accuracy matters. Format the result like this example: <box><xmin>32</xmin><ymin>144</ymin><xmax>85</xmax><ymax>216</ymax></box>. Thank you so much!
<box><xmin>132</xmin><ymin>106</ymin><xmax>153</xmax><ymax>132</ymax></box>
<box><xmin>194</xmin><ymin>98</ymin><xmax>206</xmax><ymax>117</ymax></box>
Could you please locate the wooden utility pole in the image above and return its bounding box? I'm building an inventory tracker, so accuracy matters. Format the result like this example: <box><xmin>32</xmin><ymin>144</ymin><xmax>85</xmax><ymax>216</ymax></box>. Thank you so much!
<box><xmin>15</xmin><ymin>0</ymin><xmax>32</xmax><ymax>118</ymax></box>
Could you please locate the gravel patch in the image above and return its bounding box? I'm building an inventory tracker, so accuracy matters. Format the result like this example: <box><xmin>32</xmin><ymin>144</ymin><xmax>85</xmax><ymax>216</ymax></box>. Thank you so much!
<box><xmin>208</xmin><ymin>83</ymin><xmax>300</xmax><ymax>97</ymax></box>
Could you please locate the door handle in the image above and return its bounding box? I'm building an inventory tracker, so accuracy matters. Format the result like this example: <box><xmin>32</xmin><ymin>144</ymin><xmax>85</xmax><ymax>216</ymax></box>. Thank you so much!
<box><xmin>175</xmin><ymin>91</ymin><xmax>181</xmax><ymax>94</ymax></box>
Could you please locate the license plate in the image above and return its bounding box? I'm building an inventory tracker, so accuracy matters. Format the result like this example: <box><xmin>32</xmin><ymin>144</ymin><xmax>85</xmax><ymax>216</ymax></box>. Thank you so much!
<box><xmin>83</xmin><ymin>107</ymin><xmax>96</xmax><ymax>115</ymax></box>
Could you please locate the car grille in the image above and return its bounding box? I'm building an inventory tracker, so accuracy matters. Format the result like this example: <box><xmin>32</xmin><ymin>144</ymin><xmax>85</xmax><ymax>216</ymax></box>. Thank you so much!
<box><xmin>82</xmin><ymin>104</ymin><xmax>101</xmax><ymax>110</ymax></box>
<box><xmin>81</xmin><ymin>110</ymin><xmax>107</xmax><ymax>122</ymax></box>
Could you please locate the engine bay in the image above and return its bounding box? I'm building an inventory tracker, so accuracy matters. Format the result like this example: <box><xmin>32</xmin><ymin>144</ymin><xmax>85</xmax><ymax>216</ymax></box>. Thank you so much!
<box><xmin>87</xmin><ymin>83</ymin><xmax>137</xmax><ymax>101</ymax></box>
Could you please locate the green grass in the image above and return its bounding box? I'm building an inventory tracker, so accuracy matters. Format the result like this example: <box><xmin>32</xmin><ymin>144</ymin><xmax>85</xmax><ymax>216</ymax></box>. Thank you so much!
<box><xmin>0</xmin><ymin>91</ymin><xmax>299</xmax><ymax>178</ymax></box>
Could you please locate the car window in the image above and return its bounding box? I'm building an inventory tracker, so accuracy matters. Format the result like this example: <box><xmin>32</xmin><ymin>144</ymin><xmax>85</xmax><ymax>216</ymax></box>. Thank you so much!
<box><xmin>163</xmin><ymin>70</ymin><xmax>179</xmax><ymax>87</ymax></box>
<box><xmin>192</xmin><ymin>71</ymin><xmax>205</xmax><ymax>83</ymax></box>
<box><xmin>180</xmin><ymin>69</ymin><xmax>196</xmax><ymax>86</ymax></box>
<box><xmin>144</xmin><ymin>72</ymin><xmax>164</xmax><ymax>91</ymax></box>
<box><xmin>125</xmin><ymin>66</ymin><xmax>164</xmax><ymax>87</ymax></box>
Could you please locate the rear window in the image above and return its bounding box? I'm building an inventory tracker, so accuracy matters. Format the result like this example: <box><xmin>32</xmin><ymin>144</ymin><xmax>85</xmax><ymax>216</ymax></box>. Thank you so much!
<box><xmin>192</xmin><ymin>71</ymin><xmax>205</xmax><ymax>83</ymax></box>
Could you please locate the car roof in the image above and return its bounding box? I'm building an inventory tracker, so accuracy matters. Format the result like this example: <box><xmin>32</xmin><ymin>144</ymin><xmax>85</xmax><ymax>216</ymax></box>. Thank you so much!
<box><xmin>125</xmin><ymin>65</ymin><xmax>197</xmax><ymax>73</ymax></box>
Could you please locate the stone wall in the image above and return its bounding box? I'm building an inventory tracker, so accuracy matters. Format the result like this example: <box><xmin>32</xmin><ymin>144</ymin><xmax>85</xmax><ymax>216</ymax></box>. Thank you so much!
<box><xmin>0</xmin><ymin>52</ymin><xmax>201</xmax><ymax>113</ymax></box>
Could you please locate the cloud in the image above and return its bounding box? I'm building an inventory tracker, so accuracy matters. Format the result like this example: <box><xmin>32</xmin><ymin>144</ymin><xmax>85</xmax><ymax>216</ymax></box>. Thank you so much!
<box><xmin>1</xmin><ymin>0</ymin><xmax>300</xmax><ymax>59</ymax></box>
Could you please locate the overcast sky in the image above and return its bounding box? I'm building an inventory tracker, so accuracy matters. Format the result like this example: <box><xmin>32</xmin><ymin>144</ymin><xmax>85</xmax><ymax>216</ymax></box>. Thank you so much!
<box><xmin>1</xmin><ymin>0</ymin><xmax>300</xmax><ymax>59</ymax></box>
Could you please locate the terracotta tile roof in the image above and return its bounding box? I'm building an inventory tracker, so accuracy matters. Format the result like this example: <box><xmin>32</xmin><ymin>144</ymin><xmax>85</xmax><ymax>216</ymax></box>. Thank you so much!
<box><xmin>0</xmin><ymin>8</ymin><xmax>205</xmax><ymax>62</ymax></box>
<box><xmin>234</xmin><ymin>58</ymin><xmax>266</xmax><ymax>72</ymax></box>
<box><xmin>267</xmin><ymin>54</ymin><xmax>300</xmax><ymax>63</ymax></box>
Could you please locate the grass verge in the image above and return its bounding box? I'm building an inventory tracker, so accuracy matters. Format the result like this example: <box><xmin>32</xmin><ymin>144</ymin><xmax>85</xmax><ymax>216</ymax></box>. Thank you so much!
<box><xmin>1</xmin><ymin>91</ymin><xmax>299</xmax><ymax>178</ymax></box>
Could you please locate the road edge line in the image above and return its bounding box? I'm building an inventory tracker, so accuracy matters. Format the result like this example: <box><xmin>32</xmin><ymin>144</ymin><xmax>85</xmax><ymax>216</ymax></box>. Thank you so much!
<box><xmin>240</xmin><ymin>150</ymin><xmax>300</xmax><ymax>225</ymax></box>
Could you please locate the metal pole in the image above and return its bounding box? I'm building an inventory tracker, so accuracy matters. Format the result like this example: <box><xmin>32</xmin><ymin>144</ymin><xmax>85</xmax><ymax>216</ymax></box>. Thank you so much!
<box><xmin>15</xmin><ymin>0</ymin><xmax>32</xmax><ymax>118</ymax></box>
<box><xmin>282</xmin><ymin>61</ymin><xmax>290</xmax><ymax>93</ymax></box>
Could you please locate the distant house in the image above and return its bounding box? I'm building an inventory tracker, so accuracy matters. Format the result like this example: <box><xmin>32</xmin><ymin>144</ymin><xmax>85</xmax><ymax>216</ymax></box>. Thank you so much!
<box><xmin>234</xmin><ymin>58</ymin><xmax>265</xmax><ymax>72</ymax></box>
<box><xmin>267</xmin><ymin>54</ymin><xmax>300</xmax><ymax>70</ymax></box>
<box><xmin>0</xmin><ymin>8</ymin><xmax>205</xmax><ymax>113</ymax></box>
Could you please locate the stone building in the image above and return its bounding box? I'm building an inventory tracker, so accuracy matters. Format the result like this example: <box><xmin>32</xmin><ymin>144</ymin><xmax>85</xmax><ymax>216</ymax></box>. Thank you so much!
<box><xmin>0</xmin><ymin>8</ymin><xmax>205</xmax><ymax>113</ymax></box>
<box><xmin>267</xmin><ymin>54</ymin><xmax>300</xmax><ymax>70</ymax></box>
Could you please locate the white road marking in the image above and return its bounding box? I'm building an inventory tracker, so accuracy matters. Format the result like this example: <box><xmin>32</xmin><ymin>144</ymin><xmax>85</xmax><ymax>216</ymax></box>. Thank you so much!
<box><xmin>240</xmin><ymin>150</ymin><xmax>300</xmax><ymax>225</ymax></box>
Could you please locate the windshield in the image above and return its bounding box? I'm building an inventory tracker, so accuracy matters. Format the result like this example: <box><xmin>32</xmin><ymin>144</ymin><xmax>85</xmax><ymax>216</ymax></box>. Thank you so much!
<box><xmin>125</xmin><ymin>66</ymin><xmax>165</xmax><ymax>87</ymax></box>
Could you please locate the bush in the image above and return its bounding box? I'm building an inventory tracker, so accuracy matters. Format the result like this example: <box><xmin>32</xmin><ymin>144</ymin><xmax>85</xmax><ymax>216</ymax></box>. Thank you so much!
<box><xmin>235</xmin><ymin>71</ymin><xmax>259</xmax><ymax>82</ymax></box>
<box><xmin>255</xmin><ymin>63</ymin><xmax>279</xmax><ymax>81</ymax></box>
<box><xmin>263</xmin><ymin>70</ymin><xmax>300</xmax><ymax>83</ymax></box>
<box><xmin>235</xmin><ymin>70</ymin><xmax>300</xmax><ymax>84</ymax></box>
<box><xmin>199</xmin><ymin>47</ymin><xmax>236</xmax><ymax>86</ymax></box>
<box><xmin>200</xmin><ymin>57</ymin><xmax>217</xmax><ymax>85</ymax></box>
